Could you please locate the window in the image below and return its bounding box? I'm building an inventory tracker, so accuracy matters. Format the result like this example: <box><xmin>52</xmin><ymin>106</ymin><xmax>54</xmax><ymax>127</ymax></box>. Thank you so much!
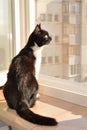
<box><xmin>63</xmin><ymin>2</ymin><xmax>69</xmax><ymax>13</ymax></box>
<box><xmin>69</xmin><ymin>3</ymin><xmax>76</xmax><ymax>14</ymax></box>
<box><xmin>75</xmin><ymin>3</ymin><xmax>80</xmax><ymax>14</ymax></box>
<box><xmin>48</xmin><ymin>56</ymin><xmax>53</xmax><ymax>64</ymax></box>
<box><xmin>0</xmin><ymin>0</ymin><xmax>14</xmax><ymax>86</ymax></box>
<box><xmin>0</xmin><ymin>0</ymin><xmax>13</xmax><ymax>71</ymax></box>
<box><xmin>40</xmin><ymin>14</ymin><xmax>46</xmax><ymax>21</ymax></box>
<box><xmin>69</xmin><ymin>45</ymin><xmax>80</xmax><ymax>55</ymax></box>
<box><xmin>69</xmin><ymin>2</ymin><xmax>81</xmax><ymax>14</ymax></box>
<box><xmin>63</xmin><ymin>15</ymin><xmax>69</xmax><ymax>23</ymax></box>
<box><xmin>1</xmin><ymin>0</ymin><xmax>86</xmax><ymax>107</ymax></box>
<box><xmin>10</xmin><ymin>0</ymin><xmax>86</xmax><ymax>107</ymax></box>
<box><xmin>0</xmin><ymin>48</ymin><xmax>6</xmax><ymax>70</ymax></box>
<box><xmin>70</xmin><ymin>64</ymin><xmax>80</xmax><ymax>75</ymax></box>
<box><xmin>35</xmin><ymin>0</ymin><xmax>87</xmax><ymax>83</ymax></box>
<box><xmin>76</xmin><ymin>15</ymin><xmax>81</xmax><ymax>24</ymax></box>
<box><xmin>75</xmin><ymin>34</ymin><xmax>81</xmax><ymax>44</ymax></box>
<box><xmin>47</xmin><ymin>14</ymin><xmax>52</xmax><ymax>22</ymax></box>
<box><xmin>63</xmin><ymin>24</ymin><xmax>69</xmax><ymax>35</ymax></box>
<box><xmin>54</xmin><ymin>14</ymin><xmax>58</xmax><ymax>22</ymax></box>
<box><xmin>42</xmin><ymin>57</ymin><xmax>46</xmax><ymax>64</ymax></box>
<box><xmin>69</xmin><ymin>35</ymin><xmax>76</xmax><ymax>45</ymax></box>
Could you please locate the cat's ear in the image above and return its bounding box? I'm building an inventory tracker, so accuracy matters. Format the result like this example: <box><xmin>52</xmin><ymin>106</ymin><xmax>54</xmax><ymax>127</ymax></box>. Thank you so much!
<box><xmin>34</xmin><ymin>24</ymin><xmax>41</xmax><ymax>35</ymax></box>
<box><xmin>38</xmin><ymin>24</ymin><xmax>41</xmax><ymax>29</ymax></box>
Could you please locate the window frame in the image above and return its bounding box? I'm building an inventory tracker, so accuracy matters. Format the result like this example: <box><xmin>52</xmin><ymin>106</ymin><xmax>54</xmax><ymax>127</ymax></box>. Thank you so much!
<box><xmin>0</xmin><ymin>0</ymin><xmax>87</xmax><ymax>108</ymax></box>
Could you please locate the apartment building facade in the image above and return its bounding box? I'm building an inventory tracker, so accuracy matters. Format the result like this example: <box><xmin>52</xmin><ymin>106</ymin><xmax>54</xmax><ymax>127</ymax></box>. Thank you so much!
<box><xmin>36</xmin><ymin>0</ymin><xmax>87</xmax><ymax>82</ymax></box>
<box><xmin>62</xmin><ymin>0</ymin><xmax>81</xmax><ymax>81</ymax></box>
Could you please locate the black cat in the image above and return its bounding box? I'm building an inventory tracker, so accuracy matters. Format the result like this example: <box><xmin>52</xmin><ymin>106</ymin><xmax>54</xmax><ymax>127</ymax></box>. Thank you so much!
<box><xmin>1</xmin><ymin>24</ymin><xmax>58</xmax><ymax>126</ymax></box>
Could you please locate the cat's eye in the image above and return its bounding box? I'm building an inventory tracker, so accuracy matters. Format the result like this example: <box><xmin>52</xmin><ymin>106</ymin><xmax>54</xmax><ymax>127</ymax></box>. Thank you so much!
<box><xmin>44</xmin><ymin>35</ymin><xmax>48</xmax><ymax>39</ymax></box>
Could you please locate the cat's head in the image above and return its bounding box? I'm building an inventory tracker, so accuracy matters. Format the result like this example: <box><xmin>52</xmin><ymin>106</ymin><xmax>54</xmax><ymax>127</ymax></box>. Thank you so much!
<box><xmin>31</xmin><ymin>24</ymin><xmax>52</xmax><ymax>47</ymax></box>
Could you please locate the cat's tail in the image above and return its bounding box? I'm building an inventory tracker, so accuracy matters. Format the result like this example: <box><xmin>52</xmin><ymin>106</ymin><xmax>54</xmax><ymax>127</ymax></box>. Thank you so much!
<box><xmin>16</xmin><ymin>103</ymin><xmax>58</xmax><ymax>126</ymax></box>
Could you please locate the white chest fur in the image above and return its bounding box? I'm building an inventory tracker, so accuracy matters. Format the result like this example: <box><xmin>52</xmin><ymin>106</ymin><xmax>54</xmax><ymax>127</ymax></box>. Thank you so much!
<box><xmin>32</xmin><ymin>44</ymin><xmax>44</xmax><ymax>80</ymax></box>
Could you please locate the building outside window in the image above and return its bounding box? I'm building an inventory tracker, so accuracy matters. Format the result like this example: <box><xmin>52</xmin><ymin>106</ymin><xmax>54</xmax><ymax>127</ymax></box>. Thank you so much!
<box><xmin>35</xmin><ymin>0</ymin><xmax>87</xmax><ymax>82</ymax></box>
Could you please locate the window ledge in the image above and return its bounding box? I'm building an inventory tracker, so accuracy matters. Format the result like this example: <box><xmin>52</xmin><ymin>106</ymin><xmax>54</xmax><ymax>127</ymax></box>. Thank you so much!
<box><xmin>38</xmin><ymin>74</ymin><xmax>87</xmax><ymax>107</ymax></box>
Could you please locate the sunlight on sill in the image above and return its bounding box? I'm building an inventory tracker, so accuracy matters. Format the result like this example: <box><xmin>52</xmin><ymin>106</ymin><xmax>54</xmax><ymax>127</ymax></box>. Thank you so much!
<box><xmin>38</xmin><ymin>74</ymin><xmax>87</xmax><ymax>107</ymax></box>
<box><xmin>38</xmin><ymin>74</ymin><xmax>87</xmax><ymax>96</ymax></box>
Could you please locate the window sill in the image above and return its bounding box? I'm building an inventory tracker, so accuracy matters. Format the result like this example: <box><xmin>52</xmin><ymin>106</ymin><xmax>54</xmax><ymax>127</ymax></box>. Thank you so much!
<box><xmin>38</xmin><ymin>74</ymin><xmax>87</xmax><ymax>107</ymax></box>
<box><xmin>0</xmin><ymin>72</ymin><xmax>87</xmax><ymax>107</ymax></box>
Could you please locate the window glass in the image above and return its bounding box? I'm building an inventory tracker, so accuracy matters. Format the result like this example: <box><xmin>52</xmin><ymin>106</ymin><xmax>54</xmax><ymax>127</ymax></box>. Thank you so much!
<box><xmin>0</xmin><ymin>0</ymin><xmax>13</xmax><ymax>86</ymax></box>
<box><xmin>35</xmin><ymin>0</ymin><xmax>87</xmax><ymax>83</ymax></box>
<box><xmin>0</xmin><ymin>0</ymin><xmax>13</xmax><ymax>71</ymax></box>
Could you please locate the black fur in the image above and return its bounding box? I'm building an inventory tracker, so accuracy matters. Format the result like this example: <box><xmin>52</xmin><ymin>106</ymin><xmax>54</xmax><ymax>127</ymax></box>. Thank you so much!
<box><xmin>2</xmin><ymin>24</ymin><xmax>58</xmax><ymax>126</ymax></box>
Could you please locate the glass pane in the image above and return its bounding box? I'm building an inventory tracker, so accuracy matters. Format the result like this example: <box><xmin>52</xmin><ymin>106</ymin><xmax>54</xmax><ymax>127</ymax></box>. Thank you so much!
<box><xmin>0</xmin><ymin>0</ymin><xmax>12</xmax><ymax>71</ymax></box>
<box><xmin>35</xmin><ymin>0</ymin><xmax>87</xmax><ymax>83</ymax></box>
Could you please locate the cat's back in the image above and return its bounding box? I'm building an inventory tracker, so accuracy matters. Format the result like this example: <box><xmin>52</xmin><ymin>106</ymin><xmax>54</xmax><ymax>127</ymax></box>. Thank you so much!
<box><xmin>9</xmin><ymin>48</ymin><xmax>36</xmax><ymax>76</ymax></box>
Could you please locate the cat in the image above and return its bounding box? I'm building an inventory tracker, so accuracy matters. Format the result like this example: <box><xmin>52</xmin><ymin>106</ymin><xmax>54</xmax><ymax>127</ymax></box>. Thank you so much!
<box><xmin>1</xmin><ymin>24</ymin><xmax>58</xmax><ymax>126</ymax></box>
